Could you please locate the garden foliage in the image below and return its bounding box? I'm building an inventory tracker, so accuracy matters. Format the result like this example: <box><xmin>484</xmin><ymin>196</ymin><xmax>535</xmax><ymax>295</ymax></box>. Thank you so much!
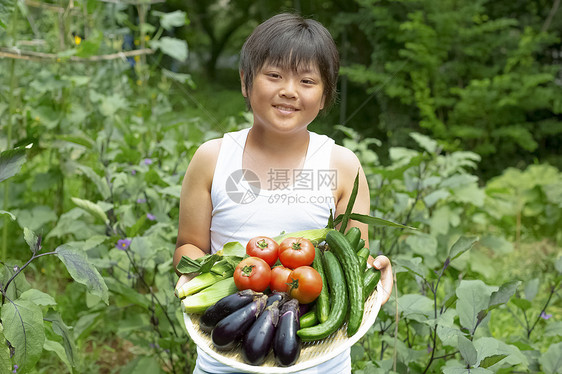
<box><xmin>1</xmin><ymin>1</ymin><xmax>561</xmax><ymax>373</ymax></box>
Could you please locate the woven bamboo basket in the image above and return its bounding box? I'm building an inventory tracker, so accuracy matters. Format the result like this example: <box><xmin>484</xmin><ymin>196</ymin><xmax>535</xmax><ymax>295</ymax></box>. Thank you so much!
<box><xmin>183</xmin><ymin>281</ymin><xmax>384</xmax><ymax>373</ymax></box>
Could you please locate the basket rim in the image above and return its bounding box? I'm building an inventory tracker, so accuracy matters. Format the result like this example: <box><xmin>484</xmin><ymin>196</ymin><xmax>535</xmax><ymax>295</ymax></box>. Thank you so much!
<box><xmin>183</xmin><ymin>281</ymin><xmax>385</xmax><ymax>373</ymax></box>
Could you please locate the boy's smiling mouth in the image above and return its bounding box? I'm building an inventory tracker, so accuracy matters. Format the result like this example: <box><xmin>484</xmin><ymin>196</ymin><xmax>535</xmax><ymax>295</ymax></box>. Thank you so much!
<box><xmin>273</xmin><ymin>104</ymin><xmax>299</xmax><ymax>113</ymax></box>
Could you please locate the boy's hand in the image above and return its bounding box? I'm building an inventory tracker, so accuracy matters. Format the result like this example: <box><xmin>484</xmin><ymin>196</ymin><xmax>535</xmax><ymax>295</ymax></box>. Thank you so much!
<box><xmin>371</xmin><ymin>255</ymin><xmax>393</xmax><ymax>306</ymax></box>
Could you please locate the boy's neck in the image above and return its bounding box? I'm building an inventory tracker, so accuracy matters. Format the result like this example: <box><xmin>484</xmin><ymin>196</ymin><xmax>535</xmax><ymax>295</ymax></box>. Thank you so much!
<box><xmin>246</xmin><ymin>126</ymin><xmax>310</xmax><ymax>158</ymax></box>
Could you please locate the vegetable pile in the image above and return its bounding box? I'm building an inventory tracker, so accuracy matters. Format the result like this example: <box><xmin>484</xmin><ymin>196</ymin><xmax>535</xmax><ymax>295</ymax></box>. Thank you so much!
<box><xmin>175</xmin><ymin>227</ymin><xmax>381</xmax><ymax>368</ymax></box>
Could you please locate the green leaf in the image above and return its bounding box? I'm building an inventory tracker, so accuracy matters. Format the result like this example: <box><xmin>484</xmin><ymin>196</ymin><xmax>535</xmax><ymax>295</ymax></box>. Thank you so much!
<box><xmin>511</xmin><ymin>297</ymin><xmax>532</xmax><ymax>311</ymax></box>
<box><xmin>154</xmin><ymin>10</ymin><xmax>187</xmax><ymax>31</ymax></box>
<box><xmin>0</xmin><ymin>0</ymin><xmax>16</xmax><ymax>29</ymax></box>
<box><xmin>176</xmin><ymin>256</ymin><xmax>201</xmax><ymax>274</ymax></box>
<box><xmin>456</xmin><ymin>280</ymin><xmax>492</xmax><ymax>332</ymax></box>
<box><xmin>458</xmin><ymin>335</ymin><xmax>478</xmax><ymax>367</ymax></box>
<box><xmin>75</xmin><ymin>164</ymin><xmax>111</xmax><ymax>200</ymax></box>
<box><xmin>488</xmin><ymin>280</ymin><xmax>520</xmax><ymax>310</ymax></box>
<box><xmin>220</xmin><ymin>241</ymin><xmax>246</xmax><ymax>257</ymax></box>
<box><xmin>151</xmin><ymin>37</ymin><xmax>188</xmax><ymax>62</ymax></box>
<box><xmin>0</xmin><ymin>323</ymin><xmax>12</xmax><ymax>373</ymax></box>
<box><xmin>43</xmin><ymin>339</ymin><xmax>72</xmax><ymax>372</ymax></box>
<box><xmin>339</xmin><ymin>170</ymin><xmax>360</xmax><ymax>234</ymax></box>
<box><xmin>54</xmin><ymin>244</ymin><xmax>109</xmax><ymax>304</ymax></box>
<box><xmin>1</xmin><ymin>299</ymin><xmax>45</xmax><ymax>372</ymax></box>
<box><xmin>448</xmin><ymin>236</ymin><xmax>479</xmax><ymax>261</ymax></box>
<box><xmin>410</xmin><ymin>132</ymin><xmax>438</xmax><ymax>153</ymax></box>
<box><xmin>524</xmin><ymin>278</ymin><xmax>540</xmax><ymax>301</ymax></box>
<box><xmin>120</xmin><ymin>355</ymin><xmax>163</xmax><ymax>374</ymax></box>
<box><xmin>397</xmin><ymin>294</ymin><xmax>433</xmax><ymax>322</ymax></box>
<box><xmin>0</xmin><ymin>148</ymin><xmax>26</xmax><ymax>182</ymax></box>
<box><xmin>556</xmin><ymin>255</ymin><xmax>562</xmax><ymax>274</ymax></box>
<box><xmin>71</xmin><ymin>197</ymin><xmax>109</xmax><ymax>224</ymax></box>
<box><xmin>393</xmin><ymin>257</ymin><xmax>427</xmax><ymax>278</ymax></box>
<box><xmin>334</xmin><ymin>213</ymin><xmax>414</xmax><ymax>229</ymax></box>
<box><xmin>44</xmin><ymin>310</ymin><xmax>76</xmax><ymax>367</ymax></box>
<box><xmin>480</xmin><ymin>354</ymin><xmax>508</xmax><ymax>368</ymax></box>
<box><xmin>442</xmin><ymin>368</ymin><xmax>493</xmax><ymax>374</ymax></box>
<box><xmin>23</xmin><ymin>227</ymin><xmax>39</xmax><ymax>253</ymax></box>
<box><xmin>20</xmin><ymin>289</ymin><xmax>56</xmax><ymax>306</ymax></box>
<box><xmin>540</xmin><ymin>342</ymin><xmax>562</xmax><ymax>374</ymax></box>
<box><xmin>405</xmin><ymin>233</ymin><xmax>437</xmax><ymax>257</ymax></box>
<box><xmin>544</xmin><ymin>321</ymin><xmax>562</xmax><ymax>337</ymax></box>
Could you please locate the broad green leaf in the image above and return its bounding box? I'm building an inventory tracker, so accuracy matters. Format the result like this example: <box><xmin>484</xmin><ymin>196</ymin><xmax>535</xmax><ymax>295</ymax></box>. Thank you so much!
<box><xmin>23</xmin><ymin>227</ymin><xmax>39</xmax><ymax>253</ymax></box>
<box><xmin>479</xmin><ymin>235</ymin><xmax>513</xmax><ymax>254</ymax></box>
<box><xmin>0</xmin><ymin>148</ymin><xmax>26</xmax><ymax>182</ymax></box>
<box><xmin>43</xmin><ymin>339</ymin><xmax>72</xmax><ymax>372</ymax></box>
<box><xmin>480</xmin><ymin>354</ymin><xmax>508</xmax><ymax>368</ymax></box>
<box><xmin>437</xmin><ymin>325</ymin><xmax>464</xmax><ymax>347</ymax></box>
<box><xmin>151</xmin><ymin>37</ymin><xmax>188</xmax><ymax>62</ymax></box>
<box><xmin>524</xmin><ymin>278</ymin><xmax>540</xmax><ymax>301</ymax></box>
<box><xmin>449</xmin><ymin>236</ymin><xmax>479</xmax><ymax>261</ymax></box>
<box><xmin>44</xmin><ymin>310</ymin><xmax>76</xmax><ymax>367</ymax></box>
<box><xmin>397</xmin><ymin>294</ymin><xmax>433</xmax><ymax>322</ymax></box>
<box><xmin>220</xmin><ymin>241</ymin><xmax>246</xmax><ymax>257</ymax></box>
<box><xmin>71</xmin><ymin>197</ymin><xmax>109</xmax><ymax>224</ymax></box>
<box><xmin>154</xmin><ymin>10</ymin><xmax>187</xmax><ymax>30</ymax></box>
<box><xmin>456</xmin><ymin>280</ymin><xmax>492</xmax><ymax>332</ymax></box>
<box><xmin>410</xmin><ymin>132</ymin><xmax>438</xmax><ymax>153</ymax></box>
<box><xmin>405</xmin><ymin>233</ymin><xmax>437</xmax><ymax>257</ymax></box>
<box><xmin>14</xmin><ymin>205</ymin><xmax>57</xmax><ymax>231</ymax></box>
<box><xmin>458</xmin><ymin>335</ymin><xmax>478</xmax><ymax>367</ymax></box>
<box><xmin>20</xmin><ymin>289</ymin><xmax>56</xmax><ymax>306</ymax></box>
<box><xmin>423</xmin><ymin>189</ymin><xmax>450</xmax><ymax>207</ymax></box>
<box><xmin>54</xmin><ymin>244</ymin><xmax>109</xmax><ymax>304</ymax></box>
<box><xmin>442</xmin><ymin>368</ymin><xmax>493</xmax><ymax>374</ymax></box>
<box><xmin>75</xmin><ymin>164</ymin><xmax>111</xmax><ymax>200</ymax></box>
<box><xmin>392</xmin><ymin>257</ymin><xmax>427</xmax><ymax>278</ymax></box>
<box><xmin>511</xmin><ymin>297</ymin><xmax>532</xmax><ymax>311</ymax></box>
<box><xmin>56</xmin><ymin>134</ymin><xmax>95</xmax><ymax>149</ymax></box>
<box><xmin>159</xmin><ymin>185</ymin><xmax>182</xmax><ymax>198</ymax></box>
<box><xmin>544</xmin><ymin>321</ymin><xmax>562</xmax><ymax>337</ymax></box>
<box><xmin>473</xmin><ymin>337</ymin><xmax>528</xmax><ymax>369</ymax></box>
<box><xmin>0</xmin><ymin>323</ymin><xmax>12</xmax><ymax>373</ymax></box>
<box><xmin>488</xmin><ymin>280</ymin><xmax>520</xmax><ymax>310</ymax></box>
<box><xmin>540</xmin><ymin>342</ymin><xmax>562</xmax><ymax>374</ymax></box>
<box><xmin>1</xmin><ymin>299</ymin><xmax>45</xmax><ymax>372</ymax></box>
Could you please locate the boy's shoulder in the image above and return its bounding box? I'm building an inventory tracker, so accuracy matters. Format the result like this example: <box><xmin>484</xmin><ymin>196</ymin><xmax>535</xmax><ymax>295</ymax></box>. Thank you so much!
<box><xmin>331</xmin><ymin>143</ymin><xmax>362</xmax><ymax>171</ymax></box>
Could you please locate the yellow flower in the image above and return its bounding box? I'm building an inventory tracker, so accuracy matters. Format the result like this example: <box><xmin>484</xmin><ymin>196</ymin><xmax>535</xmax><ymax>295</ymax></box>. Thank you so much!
<box><xmin>74</xmin><ymin>35</ymin><xmax>82</xmax><ymax>45</ymax></box>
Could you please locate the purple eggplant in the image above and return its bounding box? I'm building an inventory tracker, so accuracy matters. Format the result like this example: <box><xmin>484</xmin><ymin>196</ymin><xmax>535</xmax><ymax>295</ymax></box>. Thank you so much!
<box><xmin>266</xmin><ymin>291</ymin><xmax>289</xmax><ymax>307</ymax></box>
<box><xmin>242</xmin><ymin>300</ymin><xmax>281</xmax><ymax>365</ymax></box>
<box><xmin>211</xmin><ymin>294</ymin><xmax>268</xmax><ymax>350</ymax></box>
<box><xmin>200</xmin><ymin>290</ymin><xmax>262</xmax><ymax>333</ymax></box>
<box><xmin>273</xmin><ymin>298</ymin><xmax>301</xmax><ymax>366</ymax></box>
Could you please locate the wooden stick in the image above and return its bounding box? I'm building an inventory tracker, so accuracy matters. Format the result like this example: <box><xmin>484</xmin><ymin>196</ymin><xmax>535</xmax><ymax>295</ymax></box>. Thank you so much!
<box><xmin>0</xmin><ymin>47</ymin><xmax>154</xmax><ymax>62</ymax></box>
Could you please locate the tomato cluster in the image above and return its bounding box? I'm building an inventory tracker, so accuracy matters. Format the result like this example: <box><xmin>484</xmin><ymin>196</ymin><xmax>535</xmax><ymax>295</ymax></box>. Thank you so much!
<box><xmin>233</xmin><ymin>235</ymin><xmax>323</xmax><ymax>304</ymax></box>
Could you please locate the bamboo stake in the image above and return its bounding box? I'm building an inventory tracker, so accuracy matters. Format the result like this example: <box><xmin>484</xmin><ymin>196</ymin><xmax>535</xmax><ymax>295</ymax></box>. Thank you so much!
<box><xmin>0</xmin><ymin>48</ymin><xmax>154</xmax><ymax>62</ymax></box>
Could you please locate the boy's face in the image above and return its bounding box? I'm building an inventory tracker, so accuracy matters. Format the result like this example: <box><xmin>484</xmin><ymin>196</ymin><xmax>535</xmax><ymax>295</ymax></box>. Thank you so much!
<box><xmin>242</xmin><ymin>61</ymin><xmax>325</xmax><ymax>135</ymax></box>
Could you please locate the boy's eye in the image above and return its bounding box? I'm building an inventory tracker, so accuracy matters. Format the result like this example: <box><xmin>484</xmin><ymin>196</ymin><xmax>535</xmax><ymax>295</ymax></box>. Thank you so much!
<box><xmin>267</xmin><ymin>72</ymin><xmax>281</xmax><ymax>78</ymax></box>
<box><xmin>302</xmin><ymin>79</ymin><xmax>316</xmax><ymax>85</ymax></box>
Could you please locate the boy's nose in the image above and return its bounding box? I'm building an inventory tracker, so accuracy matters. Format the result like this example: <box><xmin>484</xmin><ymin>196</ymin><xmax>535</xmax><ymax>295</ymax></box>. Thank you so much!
<box><xmin>279</xmin><ymin>80</ymin><xmax>297</xmax><ymax>98</ymax></box>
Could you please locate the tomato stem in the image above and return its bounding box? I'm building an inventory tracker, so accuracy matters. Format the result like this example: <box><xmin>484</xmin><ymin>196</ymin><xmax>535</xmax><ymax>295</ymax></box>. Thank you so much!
<box><xmin>242</xmin><ymin>264</ymin><xmax>256</xmax><ymax>277</ymax></box>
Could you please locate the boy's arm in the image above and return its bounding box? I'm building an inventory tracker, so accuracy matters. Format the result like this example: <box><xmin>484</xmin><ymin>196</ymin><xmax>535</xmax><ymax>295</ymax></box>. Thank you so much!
<box><xmin>332</xmin><ymin>145</ymin><xmax>394</xmax><ymax>306</ymax></box>
<box><xmin>174</xmin><ymin>139</ymin><xmax>221</xmax><ymax>286</ymax></box>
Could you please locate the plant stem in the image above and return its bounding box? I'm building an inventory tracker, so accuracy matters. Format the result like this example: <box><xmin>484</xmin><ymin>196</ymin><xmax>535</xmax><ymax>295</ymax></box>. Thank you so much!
<box><xmin>1</xmin><ymin>251</ymin><xmax>56</xmax><ymax>303</ymax></box>
<box><xmin>527</xmin><ymin>280</ymin><xmax>560</xmax><ymax>338</ymax></box>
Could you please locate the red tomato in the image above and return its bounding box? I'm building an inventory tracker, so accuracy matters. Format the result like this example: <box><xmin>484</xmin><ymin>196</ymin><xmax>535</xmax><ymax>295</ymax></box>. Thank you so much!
<box><xmin>246</xmin><ymin>236</ymin><xmax>279</xmax><ymax>267</ymax></box>
<box><xmin>278</xmin><ymin>237</ymin><xmax>315</xmax><ymax>269</ymax></box>
<box><xmin>270</xmin><ymin>265</ymin><xmax>292</xmax><ymax>293</ymax></box>
<box><xmin>287</xmin><ymin>266</ymin><xmax>323</xmax><ymax>304</ymax></box>
<box><xmin>233</xmin><ymin>257</ymin><xmax>272</xmax><ymax>292</ymax></box>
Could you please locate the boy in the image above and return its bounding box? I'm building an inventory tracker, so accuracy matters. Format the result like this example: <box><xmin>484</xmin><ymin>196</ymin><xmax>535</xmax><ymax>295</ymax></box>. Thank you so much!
<box><xmin>174</xmin><ymin>13</ymin><xmax>393</xmax><ymax>373</ymax></box>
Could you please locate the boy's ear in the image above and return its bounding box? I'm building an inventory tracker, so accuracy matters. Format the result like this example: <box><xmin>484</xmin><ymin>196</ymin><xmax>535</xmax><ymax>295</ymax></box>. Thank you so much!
<box><xmin>320</xmin><ymin>94</ymin><xmax>326</xmax><ymax>110</ymax></box>
<box><xmin>240</xmin><ymin>71</ymin><xmax>248</xmax><ymax>97</ymax></box>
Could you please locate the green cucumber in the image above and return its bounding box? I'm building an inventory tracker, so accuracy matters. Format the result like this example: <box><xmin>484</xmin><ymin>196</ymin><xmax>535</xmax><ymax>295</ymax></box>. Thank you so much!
<box><xmin>355</xmin><ymin>238</ymin><xmax>366</xmax><ymax>252</ymax></box>
<box><xmin>344</xmin><ymin>227</ymin><xmax>362</xmax><ymax>250</ymax></box>
<box><xmin>297</xmin><ymin>251</ymin><xmax>347</xmax><ymax>341</ymax></box>
<box><xmin>363</xmin><ymin>267</ymin><xmax>380</xmax><ymax>301</ymax></box>
<box><xmin>325</xmin><ymin>229</ymin><xmax>364</xmax><ymax>337</ymax></box>
<box><xmin>312</xmin><ymin>247</ymin><xmax>330</xmax><ymax>323</ymax></box>
<box><xmin>357</xmin><ymin>247</ymin><xmax>370</xmax><ymax>274</ymax></box>
<box><xmin>299</xmin><ymin>308</ymin><xmax>318</xmax><ymax>328</ymax></box>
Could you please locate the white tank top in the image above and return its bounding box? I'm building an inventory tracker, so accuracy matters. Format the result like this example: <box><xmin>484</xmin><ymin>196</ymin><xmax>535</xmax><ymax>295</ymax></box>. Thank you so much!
<box><xmin>196</xmin><ymin>128</ymin><xmax>351</xmax><ymax>373</ymax></box>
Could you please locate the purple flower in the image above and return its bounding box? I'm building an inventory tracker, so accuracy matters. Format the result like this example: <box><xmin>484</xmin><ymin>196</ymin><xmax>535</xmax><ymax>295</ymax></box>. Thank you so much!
<box><xmin>143</xmin><ymin>158</ymin><xmax>153</xmax><ymax>165</ymax></box>
<box><xmin>541</xmin><ymin>311</ymin><xmax>552</xmax><ymax>320</ymax></box>
<box><xmin>137</xmin><ymin>198</ymin><xmax>146</xmax><ymax>203</ymax></box>
<box><xmin>116</xmin><ymin>239</ymin><xmax>132</xmax><ymax>250</ymax></box>
<box><xmin>146</xmin><ymin>213</ymin><xmax>156</xmax><ymax>221</ymax></box>
<box><xmin>13</xmin><ymin>364</ymin><xmax>18</xmax><ymax>373</ymax></box>
<box><xmin>131</xmin><ymin>169</ymin><xmax>137</xmax><ymax>175</ymax></box>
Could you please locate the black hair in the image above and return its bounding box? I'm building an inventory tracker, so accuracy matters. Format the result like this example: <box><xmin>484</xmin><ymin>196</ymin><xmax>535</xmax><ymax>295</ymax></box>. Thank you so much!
<box><xmin>239</xmin><ymin>13</ymin><xmax>339</xmax><ymax>111</ymax></box>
